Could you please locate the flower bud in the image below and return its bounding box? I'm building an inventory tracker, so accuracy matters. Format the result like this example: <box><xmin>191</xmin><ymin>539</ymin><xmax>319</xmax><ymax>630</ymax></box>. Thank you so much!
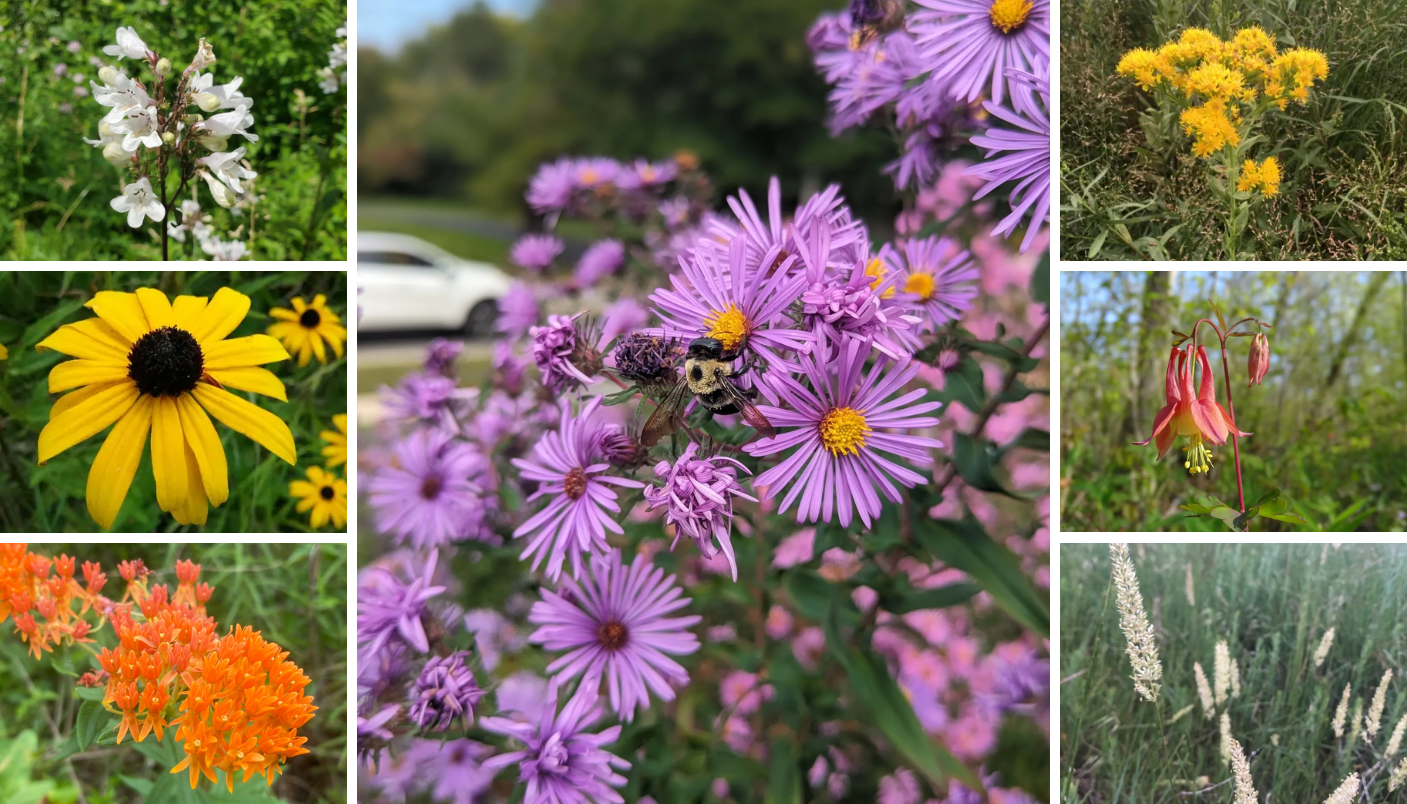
<box><xmin>98</xmin><ymin>65</ymin><xmax>119</xmax><ymax>85</ymax></box>
<box><xmin>183</xmin><ymin>113</ymin><xmax>204</xmax><ymax>125</ymax></box>
<box><xmin>200</xmin><ymin>135</ymin><xmax>228</xmax><ymax>152</ymax></box>
<box><xmin>1248</xmin><ymin>332</ymin><xmax>1269</xmax><ymax>386</ymax></box>
<box><xmin>160</xmin><ymin>131</ymin><xmax>176</xmax><ymax>145</ymax></box>
<box><xmin>154</xmin><ymin>58</ymin><xmax>172</xmax><ymax>78</ymax></box>
<box><xmin>98</xmin><ymin>121</ymin><xmax>116</xmax><ymax>137</ymax></box>
<box><xmin>103</xmin><ymin>142</ymin><xmax>130</xmax><ymax>164</ymax></box>
<box><xmin>196</xmin><ymin>92</ymin><xmax>222</xmax><ymax>113</ymax></box>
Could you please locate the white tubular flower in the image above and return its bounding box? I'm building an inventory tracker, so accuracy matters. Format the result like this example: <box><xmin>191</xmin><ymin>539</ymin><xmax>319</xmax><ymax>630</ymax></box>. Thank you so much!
<box><xmin>197</xmin><ymin>147</ymin><xmax>257</xmax><ymax>193</ymax></box>
<box><xmin>196</xmin><ymin>109</ymin><xmax>259</xmax><ymax>142</ymax></box>
<box><xmin>198</xmin><ymin>169</ymin><xmax>240</xmax><ymax>208</ymax></box>
<box><xmin>316</xmin><ymin>66</ymin><xmax>340</xmax><ymax>94</ymax></box>
<box><xmin>109</xmin><ymin>178</ymin><xmax>165</xmax><ymax>228</ymax></box>
<box><xmin>102</xmin><ymin>142</ymin><xmax>131</xmax><ymax>164</ymax></box>
<box><xmin>202</xmin><ymin>237</ymin><xmax>247</xmax><ymax>261</ymax></box>
<box><xmin>190</xmin><ymin>38</ymin><xmax>216</xmax><ymax>71</ymax></box>
<box><xmin>189</xmin><ymin>73</ymin><xmax>252</xmax><ymax>113</ymax></box>
<box><xmin>112</xmin><ymin>106</ymin><xmax>162</xmax><ymax>151</ymax></box>
<box><xmin>91</xmin><ymin>72</ymin><xmax>152</xmax><ymax>123</ymax></box>
<box><xmin>102</xmin><ymin>26</ymin><xmax>151</xmax><ymax>61</ymax></box>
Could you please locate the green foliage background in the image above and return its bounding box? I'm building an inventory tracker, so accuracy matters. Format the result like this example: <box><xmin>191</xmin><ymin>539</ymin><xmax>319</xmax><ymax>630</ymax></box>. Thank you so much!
<box><xmin>0</xmin><ymin>542</ymin><xmax>347</xmax><ymax>804</ymax></box>
<box><xmin>1060</xmin><ymin>0</ymin><xmax>1407</xmax><ymax>259</ymax></box>
<box><xmin>1060</xmin><ymin>271</ymin><xmax>1407</xmax><ymax>532</ymax></box>
<box><xmin>1062</xmin><ymin>542</ymin><xmax>1407</xmax><ymax>804</ymax></box>
<box><xmin>0</xmin><ymin>0</ymin><xmax>347</xmax><ymax>260</ymax></box>
<box><xmin>0</xmin><ymin>271</ymin><xmax>348</xmax><ymax>533</ymax></box>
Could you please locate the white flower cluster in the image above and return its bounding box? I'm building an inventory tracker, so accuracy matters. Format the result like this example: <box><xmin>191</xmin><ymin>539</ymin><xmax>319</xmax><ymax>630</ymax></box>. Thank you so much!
<box><xmin>317</xmin><ymin>21</ymin><xmax>347</xmax><ymax>94</ymax></box>
<box><xmin>167</xmin><ymin>200</ymin><xmax>249</xmax><ymax>261</ymax></box>
<box><xmin>85</xmin><ymin>26</ymin><xmax>260</xmax><ymax>229</ymax></box>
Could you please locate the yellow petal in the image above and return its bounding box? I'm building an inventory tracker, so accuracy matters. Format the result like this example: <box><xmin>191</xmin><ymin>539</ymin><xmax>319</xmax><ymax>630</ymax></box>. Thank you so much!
<box><xmin>192</xmin><ymin>384</ymin><xmax>296</xmax><ymax>465</ymax></box>
<box><xmin>188</xmin><ymin>287</ymin><xmax>251</xmax><ymax>345</ymax></box>
<box><xmin>172</xmin><ymin>441</ymin><xmax>209</xmax><ymax>525</ymax></box>
<box><xmin>291</xmin><ymin>297</ymin><xmax>308</xmax><ymax>313</ymax></box>
<box><xmin>311</xmin><ymin>503</ymin><xmax>329</xmax><ymax>529</ymax></box>
<box><xmin>289</xmin><ymin>480</ymin><xmax>316</xmax><ymax>498</ymax></box>
<box><xmin>269</xmin><ymin>308</ymin><xmax>299</xmax><ymax>322</ymax></box>
<box><xmin>309</xmin><ymin>332</ymin><xmax>327</xmax><ymax>365</ymax></box>
<box><xmin>176</xmin><ymin>394</ymin><xmax>228</xmax><ymax>506</ymax></box>
<box><xmin>207</xmin><ymin>368</ymin><xmax>288</xmax><ymax>401</ymax></box>
<box><xmin>150</xmin><ymin>397</ymin><xmax>188</xmax><ymax>514</ymax></box>
<box><xmin>85</xmin><ymin>291</ymin><xmax>151</xmax><ymax>344</ymax></box>
<box><xmin>203</xmin><ymin>334</ymin><xmax>291</xmax><ymax>369</ymax></box>
<box><xmin>172</xmin><ymin>295</ymin><xmax>209</xmax><ymax>331</ymax></box>
<box><xmin>135</xmin><ymin>288</ymin><xmax>176</xmax><ymax>330</ymax></box>
<box><xmin>86</xmin><ymin>396</ymin><xmax>153</xmax><ymax>529</ymax></box>
<box><xmin>321</xmin><ymin>326</ymin><xmax>346</xmax><ymax>359</ymax></box>
<box><xmin>47</xmin><ymin>359</ymin><xmax>130</xmax><ymax>394</ymax></box>
<box><xmin>50</xmin><ymin>382</ymin><xmax>117</xmax><ymax>420</ymax></box>
<box><xmin>37</xmin><ymin>318</ymin><xmax>132</xmax><ymax>360</ymax></box>
<box><xmin>38</xmin><ymin>381</ymin><xmax>140</xmax><ymax>463</ymax></box>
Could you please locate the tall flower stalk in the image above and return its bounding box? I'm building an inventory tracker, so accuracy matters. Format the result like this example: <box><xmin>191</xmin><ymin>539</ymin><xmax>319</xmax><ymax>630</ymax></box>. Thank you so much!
<box><xmin>1109</xmin><ymin>543</ymin><xmax>1162</xmax><ymax>703</ymax></box>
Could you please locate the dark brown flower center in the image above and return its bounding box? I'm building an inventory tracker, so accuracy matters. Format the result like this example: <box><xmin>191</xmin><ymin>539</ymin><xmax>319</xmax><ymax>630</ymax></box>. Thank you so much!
<box><xmin>564</xmin><ymin>467</ymin><xmax>588</xmax><ymax>500</ymax></box>
<box><xmin>300</xmin><ymin>308</ymin><xmax>321</xmax><ymax>328</ymax></box>
<box><xmin>421</xmin><ymin>475</ymin><xmax>443</xmax><ymax>500</ymax></box>
<box><xmin>128</xmin><ymin>326</ymin><xmax>204</xmax><ymax>397</ymax></box>
<box><xmin>596</xmin><ymin>619</ymin><xmax>629</xmax><ymax>650</ymax></box>
<box><xmin>320</xmin><ymin>485</ymin><xmax>335</xmax><ymax>500</ymax></box>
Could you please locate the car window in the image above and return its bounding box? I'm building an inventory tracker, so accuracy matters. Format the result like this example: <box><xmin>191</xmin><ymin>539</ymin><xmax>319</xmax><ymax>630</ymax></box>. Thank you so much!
<box><xmin>357</xmin><ymin>251</ymin><xmax>436</xmax><ymax>267</ymax></box>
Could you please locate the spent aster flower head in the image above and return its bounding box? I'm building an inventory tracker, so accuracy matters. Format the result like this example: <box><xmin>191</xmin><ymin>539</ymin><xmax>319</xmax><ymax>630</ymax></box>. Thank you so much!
<box><xmin>481</xmin><ymin>680</ymin><xmax>630</xmax><ymax>804</ymax></box>
<box><xmin>358</xmin><ymin>550</ymin><xmax>447</xmax><ymax>659</ymax></box>
<box><xmin>531</xmin><ymin>313</ymin><xmax>605</xmax><ymax>392</ymax></box>
<box><xmin>410</xmin><ymin>651</ymin><xmax>486</xmax><ymax>732</ymax></box>
<box><xmin>511</xmin><ymin>397</ymin><xmax>644</xmax><ymax>582</ymax></box>
<box><xmin>529</xmin><ymin>550</ymin><xmax>701</xmax><ymax>720</ymax></box>
<box><xmin>369</xmin><ymin>428</ymin><xmax>493</xmax><ymax>548</ymax></box>
<box><xmin>880</xmin><ymin>236</ymin><xmax>979</xmax><ymax>332</ymax></box>
<box><xmin>967</xmin><ymin>66</ymin><xmax>1050</xmax><ymax>253</ymax></box>
<box><xmin>511</xmin><ymin>234</ymin><xmax>566</xmax><ymax>272</ymax></box>
<box><xmin>745</xmin><ymin>337</ymin><xmax>944</xmax><ymax>528</ymax></box>
<box><xmin>611</xmin><ymin>333</ymin><xmax>682</xmax><ymax>394</ymax></box>
<box><xmin>643</xmin><ymin>442</ymin><xmax>757</xmax><ymax>581</ymax></box>
<box><xmin>912</xmin><ymin>0</ymin><xmax>1050</xmax><ymax>105</ymax></box>
<box><xmin>425</xmin><ymin>338</ymin><xmax>465</xmax><ymax>378</ymax></box>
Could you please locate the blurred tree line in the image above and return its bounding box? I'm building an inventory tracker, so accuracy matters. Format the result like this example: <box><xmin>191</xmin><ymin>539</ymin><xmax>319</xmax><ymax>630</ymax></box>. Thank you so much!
<box><xmin>1061</xmin><ymin>271</ymin><xmax>1407</xmax><ymax>531</ymax></box>
<box><xmin>358</xmin><ymin>0</ymin><xmax>902</xmax><ymax>224</ymax></box>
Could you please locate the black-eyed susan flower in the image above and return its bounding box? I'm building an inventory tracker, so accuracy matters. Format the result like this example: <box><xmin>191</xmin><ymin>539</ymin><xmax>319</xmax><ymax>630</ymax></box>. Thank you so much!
<box><xmin>267</xmin><ymin>295</ymin><xmax>346</xmax><ymax>367</ymax></box>
<box><xmin>290</xmin><ymin>466</ymin><xmax>347</xmax><ymax>530</ymax></box>
<box><xmin>320</xmin><ymin>413</ymin><xmax>347</xmax><ymax>468</ymax></box>
<box><xmin>36</xmin><ymin>287</ymin><xmax>296</xmax><ymax>529</ymax></box>
<box><xmin>0</xmin><ymin>343</ymin><xmax>8</xmax><ymax>360</ymax></box>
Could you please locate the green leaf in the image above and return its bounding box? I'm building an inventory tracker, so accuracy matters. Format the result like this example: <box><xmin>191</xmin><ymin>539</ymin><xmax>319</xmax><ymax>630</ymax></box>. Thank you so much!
<box><xmin>911</xmin><ymin>513</ymin><xmax>1049</xmax><ymax>638</ymax></box>
<box><xmin>878</xmin><ymin>583</ymin><xmax>981</xmax><ymax>614</ymax></box>
<box><xmin>783</xmin><ymin>570</ymin><xmax>858</xmax><ymax>625</ymax></box>
<box><xmin>601</xmin><ymin>385</ymin><xmax>641</xmax><ymax>406</ymax></box>
<box><xmin>764</xmin><ymin>737</ymin><xmax>800</xmax><ymax>804</ymax></box>
<box><xmin>1030</xmin><ymin>254</ymin><xmax>1049</xmax><ymax>305</ymax></box>
<box><xmin>144</xmin><ymin>769</ymin><xmax>201</xmax><ymax>804</ymax></box>
<box><xmin>75</xmin><ymin>700</ymin><xmax>111</xmax><ymax>750</ymax></box>
<box><xmin>1002</xmin><ymin>428</ymin><xmax>1049</xmax><ymax>453</ymax></box>
<box><xmin>1258</xmin><ymin>495</ymin><xmax>1309</xmax><ymax>525</ymax></box>
<box><xmin>120</xmin><ymin>776</ymin><xmax>155</xmax><ymax>797</ymax></box>
<box><xmin>73</xmin><ymin>685</ymin><xmax>106</xmax><ymax>701</ymax></box>
<box><xmin>1251</xmin><ymin>487</ymin><xmax>1281</xmax><ymax>508</ymax></box>
<box><xmin>942</xmin><ymin>357</ymin><xmax>986</xmax><ymax>413</ymax></box>
<box><xmin>951</xmin><ymin>433</ymin><xmax>1018</xmax><ymax>499</ymax></box>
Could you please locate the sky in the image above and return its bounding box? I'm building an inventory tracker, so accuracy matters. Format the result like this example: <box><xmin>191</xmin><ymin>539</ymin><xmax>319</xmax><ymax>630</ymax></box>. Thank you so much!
<box><xmin>358</xmin><ymin>0</ymin><xmax>539</xmax><ymax>52</ymax></box>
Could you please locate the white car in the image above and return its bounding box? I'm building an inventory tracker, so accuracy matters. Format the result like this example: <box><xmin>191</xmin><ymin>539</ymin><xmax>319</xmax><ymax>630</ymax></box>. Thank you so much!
<box><xmin>357</xmin><ymin>231</ymin><xmax>511</xmax><ymax>336</ymax></box>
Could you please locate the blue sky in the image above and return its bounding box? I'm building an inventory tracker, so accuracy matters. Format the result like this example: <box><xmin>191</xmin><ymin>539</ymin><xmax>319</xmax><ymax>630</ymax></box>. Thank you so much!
<box><xmin>358</xmin><ymin>0</ymin><xmax>539</xmax><ymax>52</ymax></box>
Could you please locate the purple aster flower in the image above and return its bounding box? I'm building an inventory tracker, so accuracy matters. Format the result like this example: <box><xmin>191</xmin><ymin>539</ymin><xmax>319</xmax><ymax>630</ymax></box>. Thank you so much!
<box><xmin>407</xmin><ymin>738</ymin><xmax>496</xmax><ymax>804</ymax></box>
<box><xmin>649</xmin><ymin>232</ymin><xmax>812</xmax><ymax>370</ymax></box>
<box><xmin>511</xmin><ymin>233</ymin><xmax>566</xmax><ymax>272</ymax></box>
<box><xmin>967</xmin><ymin>66</ymin><xmax>1050</xmax><ymax>253</ymax></box>
<box><xmin>572</xmin><ymin>157</ymin><xmax>621</xmax><ymax>192</ymax></box>
<box><xmin>410</xmin><ymin>651</ymin><xmax>486</xmax><ymax>731</ymax></box>
<box><xmin>358</xmin><ymin>639</ymin><xmax>412</xmax><ymax>703</ymax></box>
<box><xmin>828</xmin><ymin>31</ymin><xmax>909</xmax><ymax>132</ymax></box>
<box><xmin>369</xmin><ymin>429</ymin><xmax>492</xmax><ymax>548</ymax></box>
<box><xmin>493</xmin><ymin>342</ymin><xmax>528</xmax><ymax>395</ymax></box>
<box><xmin>810</xmin><ymin>13</ymin><xmax>861</xmax><ymax>83</ymax></box>
<box><xmin>358</xmin><ymin>550</ymin><xmax>447</xmax><ymax>659</ymax></box>
<box><xmin>885</xmin><ymin>128</ymin><xmax>941</xmax><ymax>192</ymax></box>
<box><xmin>745</xmin><ymin>338</ymin><xmax>944</xmax><ymax>528</ymax></box>
<box><xmin>795</xmin><ymin>226</ymin><xmax>920</xmax><ymax>362</ymax></box>
<box><xmin>615</xmin><ymin>158</ymin><xmax>676</xmax><ymax>190</ymax></box>
<box><xmin>496</xmin><ymin>671</ymin><xmax>550</xmax><ymax>724</ymax></box>
<box><xmin>511</xmin><ymin>397</ymin><xmax>644</xmax><ymax>581</ymax></box>
<box><xmin>528</xmin><ymin>157</ymin><xmax>577</xmax><ymax>213</ymax></box>
<box><xmin>573</xmin><ymin>239</ymin><xmax>625</xmax><ymax>288</ymax></box>
<box><xmin>531</xmin><ymin>313</ymin><xmax>604</xmax><ymax>392</ymax></box>
<box><xmin>658</xmin><ymin>197</ymin><xmax>692</xmax><ymax>229</ymax></box>
<box><xmin>912</xmin><ymin>0</ymin><xmax>1050</xmax><ymax>105</ymax></box>
<box><xmin>499</xmin><ymin>281</ymin><xmax>540</xmax><ymax>338</ymax></box>
<box><xmin>381</xmin><ymin>372</ymin><xmax>472</xmax><ymax>431</ymax></box>
<box><xmin>357</xmin><ymin>703</ymin><xmax>402</xmax><ymax>769</ymax></box>
<box><xmin>881</xmin><ymin>236</ymin><xmax>979</xmax><ymax>332</ymax></box>
<box><xmin>425</xmin><ymin>338</ymin><xmax>465</xmax><ymax>377</ymax></box>
<box><xmin>529</xmin><ymin>550</ymin><xmax>701</xmax><ymax>720</ymax></box>
<box><xmin>878</xmin><ymin>768</ymin><xmax>922</xmax><ymax>804</ymax></box>
<box><xmin>600</xmin><ymin>297</ymin><xmax>650</xmax><ymax>343</ymax></box>
<box><xmin>642</xmin><ymin>442</ymin><xmax>757</xmax><ymax>581</ymax></box>
<box><xmin>481</xmin><ymin>681</ymin><xmax>630</xmax><ymax>804</ymax></box>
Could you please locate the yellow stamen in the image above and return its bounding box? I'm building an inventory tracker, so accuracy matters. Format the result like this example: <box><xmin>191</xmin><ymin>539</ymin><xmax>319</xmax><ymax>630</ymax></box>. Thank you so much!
<box><xmin>1182</xmin><ymin>434</ymin><xmax>1213</xmax><ymax>474</ymax></box>
<box><xmin>864</xmin><ymin>258</ymin><xmax>896</xmax><ymax>298</ymax></box>
<box><xmin>904</xmin><ymin>271</ymin><xmax>936</xmax><ymax>301</ymax></box>
<box><xmin>988</xmin><ymin>0</ymin><xmax>1033</xmax><ymax>34</ymax></box>
<box><xmin>704</xmin><ymin>303</ymin><xmax>751</xmax><ymax>353</ymax></box>
<box><xmin>819</xmin><ymin>407</ymin><xmax>871</xmax><ymax>456</ymax></box>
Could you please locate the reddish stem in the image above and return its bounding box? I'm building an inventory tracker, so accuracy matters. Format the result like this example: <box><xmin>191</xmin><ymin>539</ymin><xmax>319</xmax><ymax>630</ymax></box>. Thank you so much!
<box><xmin>1216</xmin><ymin>338</ymin><xmax>1247</xmax><ymax>527</ymax></box>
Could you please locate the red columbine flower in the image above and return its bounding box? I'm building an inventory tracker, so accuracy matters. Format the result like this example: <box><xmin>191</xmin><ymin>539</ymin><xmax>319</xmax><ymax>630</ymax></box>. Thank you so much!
<box><xmin>1135</xmin><ymin>345</ymin><xmax>1250</xmax><ymax>475</ymax></box>
<box><xmin>1248</xmin><ymin>333</ymin><xmax>1269</xmax><ymax>386</ymax></box>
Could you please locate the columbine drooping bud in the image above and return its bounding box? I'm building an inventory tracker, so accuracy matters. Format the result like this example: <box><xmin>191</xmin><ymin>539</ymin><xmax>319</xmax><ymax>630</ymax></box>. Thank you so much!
<box><xmin>98</xmin><ymin>65</ymin><xmax>119</xmax><ymax>85</ymax></box>
<box><xmin>190</xmin><ymin>38</ymin><xmax>216</xmax><ymax>71</ymax></box>
<box><xmin>196</xmin><ymin>92</ymin><xmax>222</xmax><ymax>113</ymax></box>
<box><xmin>1248</xmin><ymin>332</ymin><xmax>1269</xmax><ymax>386</ymax></box>
<box><xmin>160</xmin><ymin>131</ymin><xmax>176</xmax><ymax>145</ymax></box>
<box><xmin>154</xmin><ymin>58</ymin><xmax>172</xmax><ymax>77</ymax></box>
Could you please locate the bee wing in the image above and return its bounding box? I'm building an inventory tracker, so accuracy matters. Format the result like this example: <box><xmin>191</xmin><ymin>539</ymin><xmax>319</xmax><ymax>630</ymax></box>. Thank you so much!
<box><xmin>640</xmin><ymin>379</ymin><xmax>690</xmax><ymax>447</ymax></box>
<box><xmin>721</xmin><ymin>381</ymin><xmax>776</xmax><ymax>440</ymax></box>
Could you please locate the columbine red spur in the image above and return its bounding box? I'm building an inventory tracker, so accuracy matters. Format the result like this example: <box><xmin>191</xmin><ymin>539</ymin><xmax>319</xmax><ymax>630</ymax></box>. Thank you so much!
<box><xmin>745</xmin><ymin>336</ymin><xmax>945</xmax><ymax>528</ymax></box>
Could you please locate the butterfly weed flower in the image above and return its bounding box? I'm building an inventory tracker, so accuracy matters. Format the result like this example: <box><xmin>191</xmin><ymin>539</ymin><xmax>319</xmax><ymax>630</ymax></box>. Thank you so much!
<box><xmin>369</xmin><ymin>428</ymin><xmax>494</xmax><ymax>548</ymax></box>
<box><xmin>529</xmin><ymin>550</ymin><xmax>701</xmax><ymax>721</ymax></box>
<box><xmin>267</xmin><ymin>295</ymin><xmax>346</xmax><ymax>367</ymax></box>
<box><xmin>1134</xmin><ymin>345</ymin><xmax>1249</xmax><ymax>475</ymax></box>
<box><xmin>745</xmin><ymin>337</ymin><xmax>943</xmax><ymax>528</ymax></box>
<box><xmin>289</xmin><ymin>465</ymin><xmax>347</xmax><ymax>530</ymax></box>
<box><xmin>911</xmin><ymin>0</ymin><xmax>1050</xmax><ymax>105</ymax></box>
<box><xmin>480</xmin><ymin>680</ymin><xmax>631</xmax><ymax>804</ymax></box>
<box><xmin>643</xmin><ymin>443</ymin><xmax>757</xmax><ymax>581</ymax></box>
<box><xmin>880</xmin><ymin>236</ymin><xmax>979</xmax><ymax>332</ymax></box>
<box><xmin>410</xmin><ymin>651</ymin><xmax>485</xmax><ymax>731</ymax></box>
<box><xmin>967</xmin><ymin>66</ymin><xmax>1050</xmax><ymax>253</ymax></box>
<box><xmin>35</xmin><ymin>287</ymin><xmax>296</xmax><ymax>528</ymax></box>
<box><xmin>320</xmin><ymin>413</ymin><xmax>348</xmax><ymax>467</ymax></box>
<box><xmin>511</xmin><ymin>398</ymin><xmax>644</xmax><ymax>582</ymax></box>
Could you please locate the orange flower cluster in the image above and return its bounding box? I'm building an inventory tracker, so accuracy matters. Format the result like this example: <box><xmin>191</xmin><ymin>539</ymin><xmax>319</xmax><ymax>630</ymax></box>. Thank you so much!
<box><xmin>2</xmin><ymin>545</ymin><xmax>317</xmax><ymax>794</ymax></box>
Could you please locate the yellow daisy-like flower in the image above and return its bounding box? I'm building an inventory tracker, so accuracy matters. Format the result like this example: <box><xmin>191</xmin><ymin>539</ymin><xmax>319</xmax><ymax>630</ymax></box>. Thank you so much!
<box><xmin>320</xmin><ymin>413</ymin><xmax>347</xmax><ymax>468</ymax></box>
<box><xmin>290</xmin><ymin>466</ymin><xmax>347</xmax><ymax>530</ymax></box>
<box><xmin>35</xmin><ymin>287</ymin><xmax>296</xmax><ymax>529</ymax></box>
<box><xmin>267</xmin><ymin>295</ymin><xmax>346</xmax><ymax>368</ymax></box>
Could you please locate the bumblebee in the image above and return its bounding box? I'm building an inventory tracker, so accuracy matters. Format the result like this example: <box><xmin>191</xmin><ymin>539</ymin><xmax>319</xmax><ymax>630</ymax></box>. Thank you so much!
<box><xmin>640</xmin><ymin>337</ymin><xmax>776</xmax><ymax>446</ymax></box>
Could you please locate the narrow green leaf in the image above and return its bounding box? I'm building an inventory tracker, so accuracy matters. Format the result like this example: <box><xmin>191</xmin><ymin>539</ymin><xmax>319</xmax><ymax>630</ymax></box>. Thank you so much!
<box><xmin>951</xmin><ymin>433</ymin><xmax>1018</xmax><ymax>499</ymax></box>
<box><xmin>912</xmin><ymin>514</ymin><xmax>1049</xmax><ymax>638</ymax></box>
<box><xmin>878</xmin><ymin>583</ymin><xmax>981</xmax><ymax>614</ymax></box>
<box><xmin>764</xmin><ymin>737</ymin><xmax>801</xmax><ymax>804</ymax></box>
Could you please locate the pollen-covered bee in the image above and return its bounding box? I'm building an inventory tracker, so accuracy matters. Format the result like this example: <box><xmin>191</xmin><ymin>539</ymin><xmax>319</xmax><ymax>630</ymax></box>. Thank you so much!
<box><xmin>640</xmin><ymin>337</ymin><xmax>776</xmax><ymax>447</ymax></box>
<box><xmin>848</xmin><ymin>0</ymin><xmax>906</xmax><ymax>48</ymax></box>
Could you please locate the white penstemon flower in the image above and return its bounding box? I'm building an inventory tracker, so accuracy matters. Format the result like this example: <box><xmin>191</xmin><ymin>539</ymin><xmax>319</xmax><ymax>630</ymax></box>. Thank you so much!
<box><xmin>109</xmin><ymin>177</ymin><xmax>164</xmax><ymax>228</ymax></box>
<box><xmin>317</xmin><ymin>20</ymin><xmax>348</xmax><ymax>94</ymax></box>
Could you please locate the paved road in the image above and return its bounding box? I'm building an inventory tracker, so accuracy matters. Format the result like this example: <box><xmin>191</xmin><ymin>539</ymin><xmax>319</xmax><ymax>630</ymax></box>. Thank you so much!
<box><xmin>357</xmin><ymin>336</ymin><xmax>495</xmax><ymax>368</ymax></box>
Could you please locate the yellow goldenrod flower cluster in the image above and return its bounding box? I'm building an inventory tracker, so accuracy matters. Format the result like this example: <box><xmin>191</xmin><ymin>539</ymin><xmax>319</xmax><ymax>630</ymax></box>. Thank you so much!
<box><xmin>1116</xmin><ymin>27</ymin><xmax>1329</xmax><ymax>158</ymax></box>
<box><xmin>1237</xmin><ymin>157</ymin><xmax>1281</xmax><ymax>196</ymax></box>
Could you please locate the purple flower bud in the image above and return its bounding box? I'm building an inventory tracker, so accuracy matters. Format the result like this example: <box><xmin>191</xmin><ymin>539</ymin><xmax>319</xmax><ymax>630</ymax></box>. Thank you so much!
<box><xmin>409</xmin><ymin>651</ymin><xmax>485</xmax><ymax>731</ymax></box>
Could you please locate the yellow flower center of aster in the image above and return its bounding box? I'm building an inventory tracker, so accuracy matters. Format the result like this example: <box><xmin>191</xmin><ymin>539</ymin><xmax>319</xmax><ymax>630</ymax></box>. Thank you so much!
<box><xmin>581</xmin><ymin>169</ymin><xmax>598</xmax><ymax>185</ymax></box>
<box><xmin>988</xmin><ymin>0</ymin><xmax>1032</xmax><ymax>34</ymax></box>
<box><xmin>819</xmin><ymin>407</ymin><xmax>871</xmax><ymax>456</ymax></box>
<box><xmin>704</xmin><ymin>303</ymin><xmax>751</xmax><ymax>353</ymax></box>
<box><xmin>904</xmin><ymin>271</ymin><xmax>936</xmax><ymax>301</ymax></box>
<box><xmin>1183</xmin><ymin>433</ymin><xmax>1214</xmax><ymax>475</ymax></box>
<box><xmin>864</xmin><ymin>257</ymin><xmax>897</xmax><ymax>298</ymax></box>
